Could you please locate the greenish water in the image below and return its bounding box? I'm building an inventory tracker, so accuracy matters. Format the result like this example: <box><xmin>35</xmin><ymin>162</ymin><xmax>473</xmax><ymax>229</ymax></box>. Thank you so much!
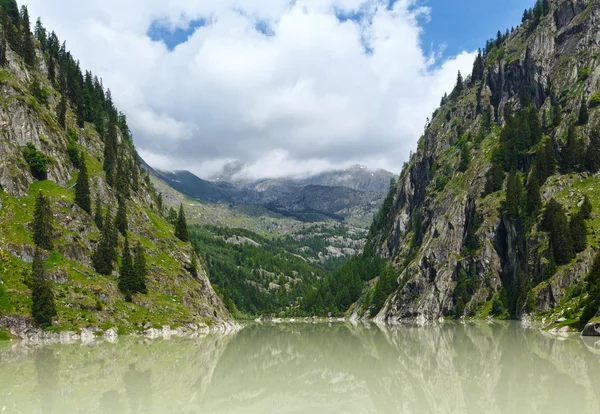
<box><xmin>1</xmin><ymin>322</ymin><xmax>599</xmax><ymax>413</ymax></box>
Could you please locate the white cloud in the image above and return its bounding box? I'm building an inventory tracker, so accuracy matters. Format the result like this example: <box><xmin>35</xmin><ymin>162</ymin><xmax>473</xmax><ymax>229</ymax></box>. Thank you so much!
<box><xmin>25</xmin><ymin>0</ymin><xmax>475</xmax><ymax>179</ymax></box>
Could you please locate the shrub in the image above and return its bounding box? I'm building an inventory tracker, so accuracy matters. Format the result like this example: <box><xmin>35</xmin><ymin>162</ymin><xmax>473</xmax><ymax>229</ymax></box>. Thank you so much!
<box><xmin>22</xmin><ymin>143</ymin><xmax>48</xmax><ymax>180</ymax></box>
<box><xmin>435</xmin><ymin>175</ymin><xmax>449</xmax><ymax>192</ymax></box>
<box><xmin>590</xmin><ymin>92</ymin><xmax>600</xmax><ymax>108</ymax></box>
<box><xmin>578</xmin><ymin>68</ymin><xmax>591</xmax><ymax>81</ymax></box>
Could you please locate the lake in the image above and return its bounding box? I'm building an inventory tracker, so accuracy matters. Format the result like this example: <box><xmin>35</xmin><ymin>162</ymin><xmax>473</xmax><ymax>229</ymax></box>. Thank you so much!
<box><xmin>1</xmin><ymin>322</ymin><xmax>599</xmax><ymax>413</ymax></box>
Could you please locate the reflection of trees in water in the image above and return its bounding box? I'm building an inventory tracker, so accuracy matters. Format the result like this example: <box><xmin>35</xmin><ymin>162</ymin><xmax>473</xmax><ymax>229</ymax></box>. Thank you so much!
<box><xmin>1</xmin><ymin>324</ymin><xmax>600</xmax><ymax>414</ymax></box>
<box><xmin>203</xmin><ymin>322</ymin><xmax>600</xmax><ymax>414</ymax></box>
<box><xmin>0</xmin><ymin>334</ymin><xmax>232</xmax><ymax>413</ymax></box>
<box><xmin>124</xmin><ymin>364</ymin><xmax>152</xmax><ymax>414</ymax></box>
<box><xmin>35</xmin><ymin>347</ymin><xmax>59</xmax><ymax>414</ymax></box>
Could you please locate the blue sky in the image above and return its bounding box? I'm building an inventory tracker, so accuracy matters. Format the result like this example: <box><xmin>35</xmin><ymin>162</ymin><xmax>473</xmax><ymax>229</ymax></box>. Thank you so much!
<box><xmin>149</xmin><ymin>0</ymin><xmax>535</xmax><ymax>56</ymax></box>
<box><xmin>417</xmin><ymin>0</ymin><xmax>535</xmax><ymax>59</ymax></box>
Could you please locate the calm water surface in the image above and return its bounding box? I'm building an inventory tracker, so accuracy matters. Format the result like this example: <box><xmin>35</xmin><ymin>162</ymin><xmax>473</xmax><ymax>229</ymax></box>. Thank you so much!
<box><xmin>1</xmin><ymin>322</ymin><xmax>600</xmax><ymax>413</ymax></box>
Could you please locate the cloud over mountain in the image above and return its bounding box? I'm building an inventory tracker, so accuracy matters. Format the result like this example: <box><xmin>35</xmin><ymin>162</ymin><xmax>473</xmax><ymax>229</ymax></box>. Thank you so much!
<box><xmin>27</xmin><ymin>0</ymin><xmax>475</xmax><ymax>179</ymax></box>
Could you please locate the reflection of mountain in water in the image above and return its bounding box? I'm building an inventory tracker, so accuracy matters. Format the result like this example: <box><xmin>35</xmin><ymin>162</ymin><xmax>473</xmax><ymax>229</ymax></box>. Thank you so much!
<box><xmin>0</xmin><ymin>324</ymin><xmax>599</xmax><ymax>414</ymax></box>
<box><xmin>0</xmin><ymin>334</ymin><xmax>233</xmax><ymax>413</ymax></box>
<box><xmin>203</xmin><ymin>323</ymin><xmax>600</xmax><ymax>414</ymax></box>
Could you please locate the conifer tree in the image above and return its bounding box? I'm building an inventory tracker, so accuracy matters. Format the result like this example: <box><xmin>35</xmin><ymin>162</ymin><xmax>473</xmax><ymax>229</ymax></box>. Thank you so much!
<box><xmin>561</xmin><ymin>125</ymin><xmax>577</xmax><ymax>173</ymax></box>
<box><xmin>115</xmin><ymin>196</ymin><xmax>128</xmax><ymax>236</ymax></box>
<box><xmin>504</xmin><ymin>170</ymin><xmax>523</xmax><ymax>220</ymax></box>
<box><xmin>94</xmin><ymin>195</ymin><xmax>104</xmax><ymax>230</ymax></box>
<box><xmin>578</xmin><ymin>100</ymin><xmax>589</xmax><ymax>125</ymax></box>
<box><xmin>31</xmin><ymin>248</ymin><xmax>57</xmax><ymax>327</ymax></box>
<box><xmin>581</xmin><ymin>251</ymin><xmax>600</xmax><ymax>323</ymax></box>
<box><xmin>484</xmin><ymin>164</ymin><xmax>505</xmax><ymax>195</ymax></box>
<box><xmin>552</xmin><ymin>104</ymin><xmax>561</xmax><ymax>128</ymax></box>
<box><xmin>33</xmin><ymin>192</ymin><xmax>53</xmax><ymax>250</ymax></box>
<box><xmin>19</xmin><ymin>6</ymin><xmax>35</xmax><ymax>67</ymax></box>
<box><xmin>0</xmin><ymin>24</ymin><xmax>6</xmax><ymax>67</ymax></box>
<box><xmin>525</xmin><ymin>172</ymin><xmax>542</xmax><ymax>219</ymax></box>
<box><xmin>167</xmin><ymin>207</ymin><xmax>177</xmax><ymax>225</ymax></box>
<box><xmin>103</xmin><ymin>116</ymin><xmax>118</xmax><ymax>187</ymax></box>
<box><xmin>542</xmin><ymin>199</ymin><xmax>575</xmax><ymax>265</ymax></box>
<box><xmin>175</xmin><ymin>204</ymin><xmax>189</xmax><ymax>242</ymax></box>
<box><xmin>455</xmin><ymin>71</ymin><xmax>464</xmax><ymax>96</ymax></box>
<box><xmin>93</xmin><ymin>211</ymin><xmax>115</xmax><ymax>275</ymax></box>
<box><xmin>544</xmin><ymin>140</ymin><xmax>556</xmax><ymax>177</ymax></box>
<box><xmin>190</xmin><ymin>253</ymin><xmax>198</xmax><ymax>278</ymax></box>
<box><xmin>118</xmin><ymin>236</ymin><xmax>135</xmax><ymax>301</ymax></box>
<box><xmin>458</xmin><ymin>143</ymin><xmax>471</xmax><ymax>173</ymax></box>
<box><xmin>156</xmin><ymin>193</ymin><xmax>163</xmax><ymax>215</ymax></box>
<box><xmin>569</xmin><ymin>211</ymin><xmax>587</xmax><ymax>254</ymax></box>
<box><xmin>57</xmin><ymin>95</ymin><xmax>67</xmax><ymax>129</ymax></box>
<box><xmin>74</xmin><ymin>154</ymin><xmax>91</xmax><ymax>214</ymax></box>
<box><xmin>116</xmin><ymin>157</ymin><xmax>130</xmax><ymax>200</ymax></box>
<box><xmin>586</xmin><ymin>130</ymin><xmax>600</xmax><ymax>173</ymax></box>
<box><xmin>471</xmin><ymin>50</ymin><xmax>484</xmax><ymax>82</ymax></box>
<box><xmin>133</xmin><ymin>242</ymin><xmax>148</xmax><ymax>294</ymax></box>
<box><xmin>581</xmin><ymin>196</ymin><xmax>592</xmax><ymax>220</ymax></box>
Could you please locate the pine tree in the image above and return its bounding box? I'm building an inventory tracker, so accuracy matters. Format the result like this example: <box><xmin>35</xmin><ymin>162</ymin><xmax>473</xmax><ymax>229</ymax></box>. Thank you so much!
<box><xmin>586</xmin><ymin>130</ymin><xmax>600</xmax><ymax>173</ymax></box>
<box><xmin>543</xmin><ymin>199</ymin><xmax>575</xmax><ymax>265</ymax></box>
<box><xmin>525</xmin><ymin>172</ymin><xmax>542</xmax><ymax>218</ymax></box>
<box><xmin>118</xmin><ymin>237</ymin><xmax>135</xmax><ymax>300</ymax></box>
<box><xmin>561</xmin><ymin>125</ymin><xmax>577</xmax><ymax>173</ymax></box>
<box><xmin>175</xmin><ymin>204</ymin><xmax>189</xmax><ymax>242</ymax></box>
<box><xmin>569</xmin><ymin>211</ymin><xmax>587</xmax><ymax>254</ymax></box>
<box><xmin>133</xmin><ymin>242</ymin><xmax>148</xmax><ymax>294</ymax></box>
<box><xmin>189</xmin><ymin>253</ymin><xmax>198</xmax><ymax>277</ymax></box>
<box><xmin>115</xmin><ymin>196</ymin><xmax>128</xmax><ymax>236</ymax></box>
<box><xmin>0</xmin><ymin>23</ymin><xmax>7</xmax><ymax>67</ymax></box>
<box><xmin>74</xmin><ymin>154</ymin><xmax>91</xmax><ymax>214</ymax></box>
<box><xmin>32</xmin><ymin>192</ymin><xmax>53</xmax><ymax>250</ymax></box>
<box><xmin>115</xmin><ymin>157</ymin><xmax>130</xmax><ymax>200</ymax></box>
<box><xmin>103</xmin><ymin>116</ymin><xmax>118</xmax><ymax>187</ymax></box>
<box><xmin>156</xmin><ymin>193</ymin><xmax>163</xmax><ymax>215</ymax></box>
<box><xmin>19</xmin><ymin>6</ymin><xmax>35</xmax><ymax>67</ymax></box>
<box><xmin>167</xmin><ymin>207</ymin><xmax>177</xmax><ymax>225</ymax></box>
<box><xmin>581</xmin><ymin>196</ymin><xmax>592</xmax><ymax>220</ymax></box>
<box><xmin>485</xmin><ymin>163</ymin><xmax>505</xmax><ymax>195</ymax></box>
<box><xmin>504</xmin><ymin>170</ymin><xmax>523</xmax><ymax>220</ymax></box>
<box><xmin>458</xmin><ymin>143</ymin><xmax>471</xmax><ymax>172</ymax></box>
<box><xmin>31</xmin><ymin>248</ymin><xmax>57</xmax><ymax>327</ymax></box>
<box><xmin>57</xmin><ymin>95</ymin><xmax>67</xmax><ymax>129</ymax></box>
<box><xmin>93</xmin><ymin>212</ymin><xmax>114</xmax><ymax>275</ymax></box>
<box><xmin>578</xmin><ymin>100</ymin><xmax>589</xmax><ymax>125</ymax></box>
<box><xmin>472</xmin><ymin>50</ymin><xmax>484</xmax><ymax>82</ymax></box>
<box><xmin>455</xmin><ymin>71</ymin><xmax>464</xmax><ymax>96</ymax></box>
<box><xmin>94</xmin><ymin>195</ymin><xmax>104</xmax><ymax>230</ymax></box>
<box><xmin>552</xmin><ymin>104</ymin><xmax>562</xmax><ymax>128</ymax></box>
<box><xmin>544</xmin><ymin>140</ymin><xmax>556</xmax><ymax>177</ymax></box>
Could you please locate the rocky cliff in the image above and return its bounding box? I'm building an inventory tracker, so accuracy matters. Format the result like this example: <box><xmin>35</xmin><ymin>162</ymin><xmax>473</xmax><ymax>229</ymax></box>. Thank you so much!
<box><xmin>359</xmin><ymin>0</ymin><xmax>600</xmax><ymax>328</ymax></box>
<box><xmin>0</xmin><ymin>11</ymin><xmax>231</xmax><ymax>338</ymax></box>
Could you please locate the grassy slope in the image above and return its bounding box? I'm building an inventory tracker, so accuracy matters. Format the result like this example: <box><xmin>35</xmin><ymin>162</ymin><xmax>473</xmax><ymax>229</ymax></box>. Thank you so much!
<box><xmin>0</xmin><ymin>48</ymin><xmax>229</xmax><ymax>335</ymax></box>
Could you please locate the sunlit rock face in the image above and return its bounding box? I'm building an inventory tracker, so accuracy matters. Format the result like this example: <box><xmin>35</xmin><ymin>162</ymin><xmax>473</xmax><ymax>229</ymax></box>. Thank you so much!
<box><xmin>362</xmin><ymin>0</ymin><xmax>600</xmax><ymax>323</ymax></box>
<box><xmin>1</xmin><ymin>322</ymin><xmax>599</xmax><ymax>413</ymax></box>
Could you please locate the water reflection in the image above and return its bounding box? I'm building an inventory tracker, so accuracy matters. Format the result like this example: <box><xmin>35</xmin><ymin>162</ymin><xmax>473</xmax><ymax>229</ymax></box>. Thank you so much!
<box><xmin>0</xmin><ymin>323</ymin><xmax>599</xmax><ymax>414</ymax></box>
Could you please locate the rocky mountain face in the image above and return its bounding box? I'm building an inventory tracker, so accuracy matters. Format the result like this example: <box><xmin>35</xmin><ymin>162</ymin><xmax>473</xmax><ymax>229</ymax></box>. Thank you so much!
<box><xmin>152</xmin><ymin>165</ymin><xmax>395</xmax><ymax>225</ymax></box>
<box><xmin>358</xmin><ymin>0</ymin><xmax>600</xmax><ymax>328</ymax></box>
<box><xmin>0</xmin><ymin>15</ymin><xmax>231</xmax><ymax>338</ymax></box>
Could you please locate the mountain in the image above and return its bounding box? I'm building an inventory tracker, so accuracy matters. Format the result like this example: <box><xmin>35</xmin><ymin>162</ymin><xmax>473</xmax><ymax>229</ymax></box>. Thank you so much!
<box><xmin>152</xmin><ymin>165</ymin><xmax>396</xmax><ymax>225</ymax></box>
<box><xmin>310</xmin><ymin>0</ymin><xmax>600</xmax><ymax>333</ymax></box>
<box><xmin>0</xmin><ymin>3</ymin><xmax>232</xmax><ymax>339</ymax></box>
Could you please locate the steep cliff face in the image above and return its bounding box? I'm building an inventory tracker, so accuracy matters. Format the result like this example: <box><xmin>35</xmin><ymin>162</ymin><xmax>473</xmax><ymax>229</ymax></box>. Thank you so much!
<box><xmin>361</xmin><ymin>0</ymin><xmax>600</xmax><ymax>325</ymax></box>
<box><xmin>0</xmin><ymin>21</ymin><xmax>231</xmax><ymax>337</ymax></box>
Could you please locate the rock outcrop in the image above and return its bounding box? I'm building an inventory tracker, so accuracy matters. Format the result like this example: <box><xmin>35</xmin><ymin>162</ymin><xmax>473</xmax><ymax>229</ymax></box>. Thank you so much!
<box><xmin>360</xmin><ymin>0</ymin><xmax>600</xmax><ymax>325</ymax></box>
<box><xmin>0</xmin><ymin>17</ymin><xmax>232</xmax><ymax>337</ymax></box>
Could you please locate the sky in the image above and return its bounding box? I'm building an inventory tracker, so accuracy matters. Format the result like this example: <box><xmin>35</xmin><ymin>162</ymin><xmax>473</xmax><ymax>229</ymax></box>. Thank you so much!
<box><xmin>25</xmin><ymin>0</ymin><xmax>533</xmax><ymax>180</ymax></box>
